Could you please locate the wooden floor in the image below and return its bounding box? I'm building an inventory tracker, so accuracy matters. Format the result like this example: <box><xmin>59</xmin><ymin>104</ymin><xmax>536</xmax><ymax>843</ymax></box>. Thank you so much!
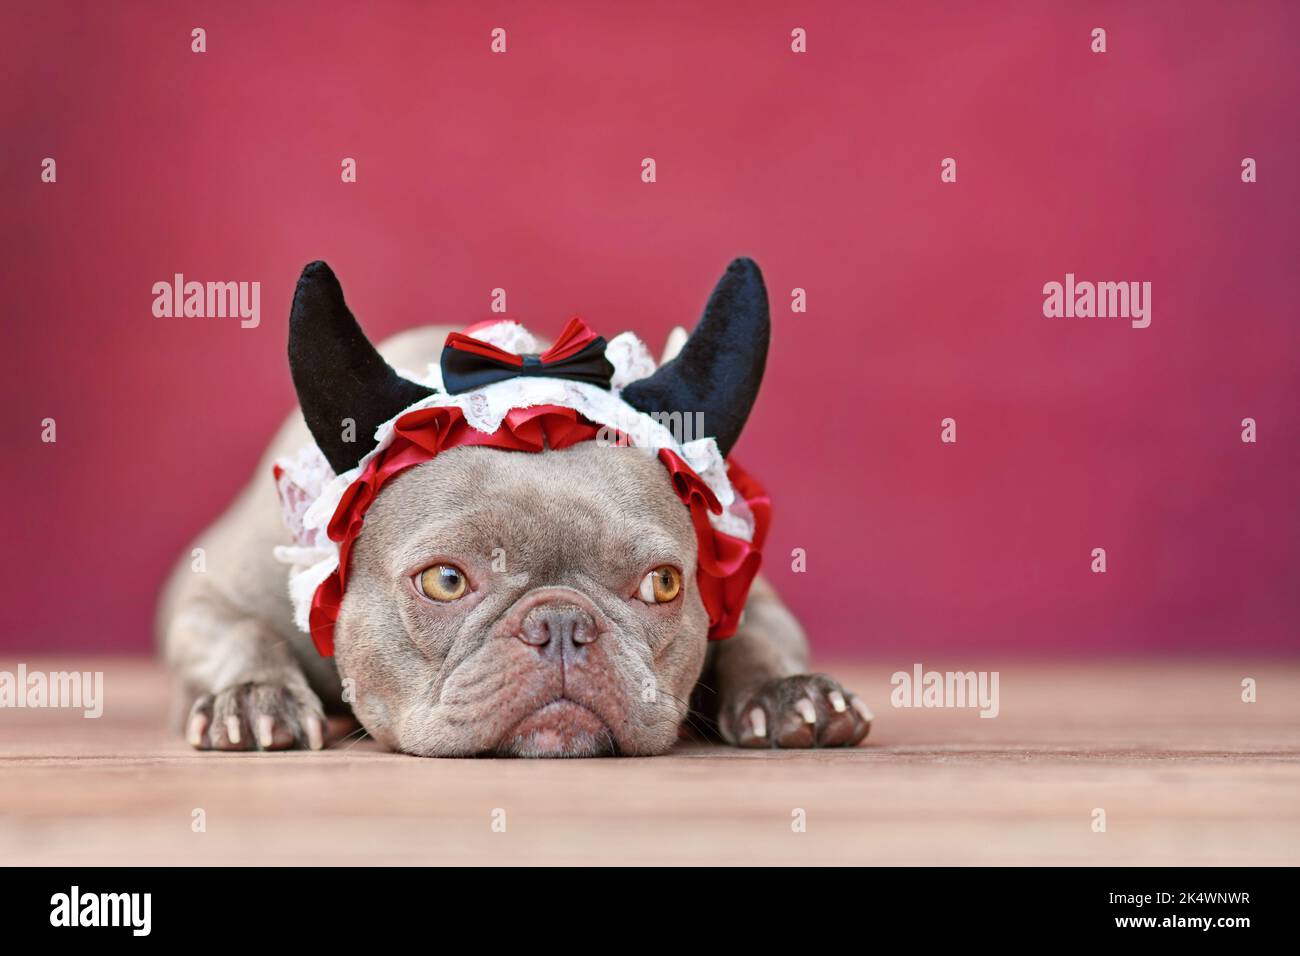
<box><xmin>1</xmin><ymin>657</ymin><xmax>1297</xmax><ymax>866</ymax></box>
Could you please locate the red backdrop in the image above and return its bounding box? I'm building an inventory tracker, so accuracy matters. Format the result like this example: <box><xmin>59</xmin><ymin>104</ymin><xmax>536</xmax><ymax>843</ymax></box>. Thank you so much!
<box><xmin>3</xmin><ymin>1</ymin><xmax>1297</xmax><ymax>656</ymax></box>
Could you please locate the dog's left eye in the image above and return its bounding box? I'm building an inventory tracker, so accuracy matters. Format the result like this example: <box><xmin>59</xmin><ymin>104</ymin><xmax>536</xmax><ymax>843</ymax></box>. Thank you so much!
<box><xmin>637</xmin><ymin>566</ymin><xmax>681</xmax><ymax>604</ymax></box>
<box><xmin>418</xmin><ymin>564</ymin><xmax>468</xmax><ymax>602</ymax></box>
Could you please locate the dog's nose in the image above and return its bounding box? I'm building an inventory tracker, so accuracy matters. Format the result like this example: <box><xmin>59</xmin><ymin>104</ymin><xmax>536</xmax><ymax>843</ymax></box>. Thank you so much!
<box><xmin>518</xmin><ymin>603</ymin><xmax>599</xmax><ymax>648</ymax></box>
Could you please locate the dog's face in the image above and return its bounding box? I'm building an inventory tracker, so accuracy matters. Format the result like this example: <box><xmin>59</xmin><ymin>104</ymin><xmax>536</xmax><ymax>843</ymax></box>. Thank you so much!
<box><xmin>334</xmin><ymin>442</ymin><xmax>708</xmax><ymax>756</ymax></box>
<box><xmin>287</xmin><ymin>257</ymin><xmax>769</xmax><ymax>756</ymax></box>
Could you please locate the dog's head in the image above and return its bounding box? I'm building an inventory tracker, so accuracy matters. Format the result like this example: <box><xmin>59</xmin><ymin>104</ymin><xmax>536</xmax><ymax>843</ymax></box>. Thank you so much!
<box><xmin>287</xmin><ymin>259</ymin><xmax>768</xmax><ymax>756</ymax></box>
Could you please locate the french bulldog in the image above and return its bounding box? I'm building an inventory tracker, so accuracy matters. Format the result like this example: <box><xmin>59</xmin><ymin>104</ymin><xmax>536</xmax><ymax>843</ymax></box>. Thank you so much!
<box><xmin>157</xmin><ymin>259</ymin><xmax>872</xmax><ymax>757</ymax></box>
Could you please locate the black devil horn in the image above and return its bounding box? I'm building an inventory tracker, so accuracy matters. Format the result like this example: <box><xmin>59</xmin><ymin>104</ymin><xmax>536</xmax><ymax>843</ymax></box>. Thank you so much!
<box><xmin>288</xmin><ymin>261</ymin><xmax>434</xmax><ymax>473</ymax></box>
<box><xmin>622</xmin><ymin>257</ymin><xmax>770</xmax><ymax>457</ymax></box>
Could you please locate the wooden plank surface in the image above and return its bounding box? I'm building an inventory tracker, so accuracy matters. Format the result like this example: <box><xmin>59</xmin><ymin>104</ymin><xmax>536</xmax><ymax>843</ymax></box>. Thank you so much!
<box><xmin>1</xmin><ymin>657</ymin><xmax>1297</xmax><ymax>866</ymax></box>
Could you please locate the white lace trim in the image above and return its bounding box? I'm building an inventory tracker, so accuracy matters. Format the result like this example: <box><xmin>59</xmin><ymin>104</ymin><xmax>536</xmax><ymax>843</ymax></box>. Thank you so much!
<box><xmin>273</xmin><ymin>321</ymin><xmax>755</xmax><ymax>633</ymax></box>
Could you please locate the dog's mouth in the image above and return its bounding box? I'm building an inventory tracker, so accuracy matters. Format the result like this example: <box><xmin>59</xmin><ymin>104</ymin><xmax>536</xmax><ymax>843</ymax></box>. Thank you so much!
<box><xmin>495</xmin><ymin>698</ymin><xmax>618</xmax><ymax>758</ymax></box>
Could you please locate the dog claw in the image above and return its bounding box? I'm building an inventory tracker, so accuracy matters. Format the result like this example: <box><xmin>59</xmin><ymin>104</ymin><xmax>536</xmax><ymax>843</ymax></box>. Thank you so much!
<box><xmin>305</xmin><ymin>716</ymin><xmax>324</xmax><ymax>751</ymax></box>
<box><xmin>187</xmin><ymin>713</ymin><xmax>207</xmax><ymax>748</ymax></box>
<box><xmin>256</xmin><ymin>715</ymin><xmax>275</xmax><ymax>749</ymax></box>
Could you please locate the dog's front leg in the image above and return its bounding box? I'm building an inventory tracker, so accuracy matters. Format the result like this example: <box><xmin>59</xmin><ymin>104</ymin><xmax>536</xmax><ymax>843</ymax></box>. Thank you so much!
<box><xmin>705</xmin><ymin>577</ymin><xmax>872</xmax><ymax>748</ymax></box>
<box><xmin>164</xmin><ymin>595</ymin><xmax>326</xmax><ymax>751</ymax></box>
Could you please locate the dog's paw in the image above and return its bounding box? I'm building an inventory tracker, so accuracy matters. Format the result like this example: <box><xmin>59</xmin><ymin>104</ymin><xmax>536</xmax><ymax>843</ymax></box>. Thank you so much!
<box><xmin>721</xmin><ymin>673</ymin><xmax>872</xmax><ymax>749</ymax></box>
<box><xmin>186</xmin><ymin>680</ymin><xmax>326</xmax><ymax>752</ymax></box>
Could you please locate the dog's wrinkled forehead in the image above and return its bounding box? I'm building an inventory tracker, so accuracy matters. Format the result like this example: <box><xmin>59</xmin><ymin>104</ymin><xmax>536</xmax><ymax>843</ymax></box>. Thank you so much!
<box><xmin>355</xmin><ymin>443</ymin><xmax>696</xmax><ymax>580</ymax></box>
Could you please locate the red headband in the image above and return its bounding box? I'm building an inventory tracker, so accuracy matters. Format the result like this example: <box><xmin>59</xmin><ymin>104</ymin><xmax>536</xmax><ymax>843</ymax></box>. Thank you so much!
<box><xmin>302</xmin><ymin>402</ymin><xmax>769</xmax><ymax>656</ymax></box>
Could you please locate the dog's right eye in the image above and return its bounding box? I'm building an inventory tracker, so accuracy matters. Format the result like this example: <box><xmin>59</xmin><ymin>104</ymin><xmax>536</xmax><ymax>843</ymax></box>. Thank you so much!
<box><xmin>637</xmin><ymin>566</ymin><xmax>682</xmax><ymax>604</ymax></box>
<box><xmin>417</xmin><ymin>564</ymin><xmax>468</xmax><ymax>602</ymax></box>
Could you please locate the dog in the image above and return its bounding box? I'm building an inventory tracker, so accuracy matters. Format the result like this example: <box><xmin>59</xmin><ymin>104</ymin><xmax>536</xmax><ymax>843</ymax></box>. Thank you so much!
<box><xmin>157</xmin><ymin>258</ymin><xmax>872</xmax><ymax>756</ymax></box>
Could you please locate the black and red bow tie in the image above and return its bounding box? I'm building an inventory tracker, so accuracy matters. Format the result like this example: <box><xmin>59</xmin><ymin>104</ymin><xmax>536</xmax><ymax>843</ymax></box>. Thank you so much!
<box><xmin>440</xmin><ymin>317</ymin><xmax>615</xmax><ymax>394</ymax></box>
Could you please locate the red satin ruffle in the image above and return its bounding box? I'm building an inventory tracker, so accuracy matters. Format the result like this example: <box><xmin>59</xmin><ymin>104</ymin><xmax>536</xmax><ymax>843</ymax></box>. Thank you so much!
<box><xmin>305</xmin><ymin>404</ymin><xmax>768</xmax><ymax>656</ymax></box>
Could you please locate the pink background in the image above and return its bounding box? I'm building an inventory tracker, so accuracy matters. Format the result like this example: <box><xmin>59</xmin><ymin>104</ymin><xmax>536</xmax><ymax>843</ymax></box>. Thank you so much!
<box><xmin>3</xmin><ymin>1</ymin><xmax>1297</xmax><ymax>656</ymax></box>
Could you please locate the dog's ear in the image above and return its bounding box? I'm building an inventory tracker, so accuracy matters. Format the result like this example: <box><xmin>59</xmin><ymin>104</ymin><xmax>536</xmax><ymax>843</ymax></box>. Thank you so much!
<box><xmin>622</xmin><ymin>258</ymin><xmax>770</xmax><ymax>457</ymax></box>
<box><xmin>288</xmin><ymin>261</ymin><xmax>435</xmax><ymax>473</ymax></box>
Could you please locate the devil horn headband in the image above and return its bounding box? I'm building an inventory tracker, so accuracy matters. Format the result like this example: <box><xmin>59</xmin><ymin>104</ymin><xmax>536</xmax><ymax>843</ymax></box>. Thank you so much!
<box><xmin>288</xmin><ymin>258</ymin><xmax>769</xmax><ymax>472</ymax></box>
